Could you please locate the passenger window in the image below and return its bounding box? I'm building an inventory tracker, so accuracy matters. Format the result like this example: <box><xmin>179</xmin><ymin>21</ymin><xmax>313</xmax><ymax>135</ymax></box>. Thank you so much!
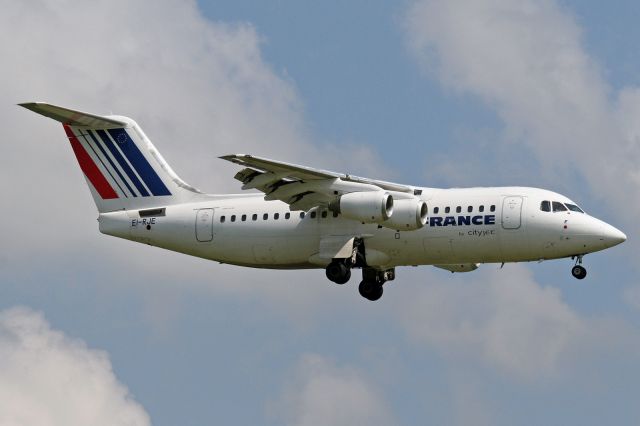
<box><xmin>490</xmin><ymin>205</ymin><xmax>496</xmax><ymax>212</ymax></box>
<box><xmin>445</xmin><ymin>207</ymin><xmax>450</xmax><ymax>213</ymax></box>
<box><xmin>300</xmin><ymin>212</ymin><xmax>305</xmax><ymax>219</ymax></box>
<box><xmin>252</xmin><ymin>214</ymin><xmax>257</xmax><ymax>221</ymax></box>
<box><xmin>565</xmin><ymin>203</ymin><xmax>584</xmax><ymax>213</ymax></box>
<box><xmin>285</xmin><ymin>212</ymin><xmax>291</xmax><ymax>219</ymax></box>
<box><xmin>540</xmin><ymin>201</ymin><xmax>551</xmax><ymax>212</ymax></box>
<box><xmin>310</xmin><ymin>211</ymin><xmax>317</xmax><ymax>219</ymax></box>
<box><xmin>231</xmin><ymin>215</ymin><xmax>236</xmax><ymax>222</ymax></box>
<box><xmin>321</xmin><ymin>211</ymin><xmax>327</xmax><ymax>218</ymax></box>
<box><xmin>467</xmin><ymin>206</ymin><xmax>473</xmax><ymax>213</ymax></box>
<box><xmin>220</xmin><ymin>216</ymin><xmax>226</xmax><ymax>223</ymax></box>
<box><xmin>274</xmin><ymin>213</ymin><xmax>280</xmax><ymax>220</ymax></box>
<box><xmin>456</xmin><ymin>206</ymin><xmax>461</xmax><ymax>213</ymax></box>
<box><xmin>263</xmin><ymin>213</ymin><xmax>268</xmax><ymax>220</ymax></box>
<box><xmin>552</xmin><ymin>201</ymin><xmax>567</xmax><ymax>212</ymax></box>
<box><xmin>433</xmin><ymin>207</ymin><xmax>439</xmax><ymax>214</ymax></box>
<box><xmin>241</xmin><ymin>214</ymin><xmax>247</xmax><ymax>221</ymax></box>
<box><xmin>333</xmin><ymin>211</ymin><xmax>339</xmax><ymax>218</ymax></box>
<box><xmin>479</xmin><ymin>205</ymin><xmax>485</xmax><ymax>213</ymax></box>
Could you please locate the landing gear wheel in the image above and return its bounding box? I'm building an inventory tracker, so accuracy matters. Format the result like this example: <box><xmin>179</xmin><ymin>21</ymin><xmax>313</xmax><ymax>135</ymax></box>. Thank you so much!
<box><xmin>358</xmin><ymin>280</ymin><xmax>383</xmax><ymax>301</ymax></box>
<box><xmin>571</xmin><ymin>265</ymin><xmax>587</xmax><ymax>280</ymax></box>
<box><xmin>325</xmin><ymin>261</ymin><xmax>351</xmax><ymax>284</ymax></box>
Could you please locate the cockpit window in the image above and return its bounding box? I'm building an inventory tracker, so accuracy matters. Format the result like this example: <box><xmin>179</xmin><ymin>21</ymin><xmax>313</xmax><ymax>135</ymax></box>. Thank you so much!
<box><xmin>552</xmin><ymin>201</ymin><xmax>568</xmax><ymax>212</ymax></box>
<box><xmin>540</xmin><ymin>201</ymin><xmax>551</xmax><ymax>212</ymax></box>
<box><xmin>565</xmin><ymin>203</ymin><xmax>584</xmax><ymax>213</ymax></box>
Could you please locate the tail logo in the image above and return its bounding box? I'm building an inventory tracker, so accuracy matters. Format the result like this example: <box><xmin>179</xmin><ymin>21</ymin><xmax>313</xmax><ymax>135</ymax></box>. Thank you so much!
<box><xmin>116</xmin><ymin>133</ymin><xmax>127</xmax><ymax>144</ymax></box>
<box><xmin>64</xmin><ymin>125</ymin><xmax>172</xmax><ymax>200</ymax></box>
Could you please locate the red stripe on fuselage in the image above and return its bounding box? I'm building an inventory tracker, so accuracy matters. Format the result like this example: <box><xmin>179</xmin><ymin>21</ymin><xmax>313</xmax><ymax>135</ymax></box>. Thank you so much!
<box><xmin>63</xmin><ymin>125</ymin><xmax>118</xmax><ymax>199</ymax></box>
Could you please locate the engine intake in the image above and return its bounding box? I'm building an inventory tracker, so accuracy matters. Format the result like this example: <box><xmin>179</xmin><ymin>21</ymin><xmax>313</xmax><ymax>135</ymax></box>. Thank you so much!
<box><xmin>330</xmin><ymin>191</ymin><xmax>393</xmax><ymax>223</ymax></box>
<box><xmin>383</xmin><ymin>198</ymin><xmax>428</xmax><ymax>230</ymax></box>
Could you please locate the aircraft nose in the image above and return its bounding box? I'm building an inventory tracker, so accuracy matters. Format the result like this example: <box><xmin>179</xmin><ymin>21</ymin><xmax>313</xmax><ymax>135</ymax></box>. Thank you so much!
<box><xmin>601</xmin><ymin>223</ymin><xmax>627</xmax><ymax>248</ymax></box>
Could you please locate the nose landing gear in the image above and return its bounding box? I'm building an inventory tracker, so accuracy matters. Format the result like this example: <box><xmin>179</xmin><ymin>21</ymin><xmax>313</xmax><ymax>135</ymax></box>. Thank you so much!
<box><xmin>571</xmin><ymin>255</ymin><xmax>587</xmax><ymax>280</ymax></box>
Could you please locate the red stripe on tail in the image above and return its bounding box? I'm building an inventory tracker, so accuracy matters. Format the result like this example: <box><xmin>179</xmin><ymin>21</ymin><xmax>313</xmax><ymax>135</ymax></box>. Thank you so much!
<box><xmin>63</xmin><ymin>125</ymin><xmax>118</xmax><ymax>199</ymax></box>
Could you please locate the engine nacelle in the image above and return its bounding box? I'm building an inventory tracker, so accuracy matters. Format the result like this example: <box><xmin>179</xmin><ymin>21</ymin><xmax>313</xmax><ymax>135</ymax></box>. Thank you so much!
<box><xmin>330</xmin><ymin>191</ymin><xmax>394</xmax><ymax>223</ymax></box>
<box><xmin>382</xmin><ymin>198</ymin><xmax>427</xmax><ymax>230</ymax></box>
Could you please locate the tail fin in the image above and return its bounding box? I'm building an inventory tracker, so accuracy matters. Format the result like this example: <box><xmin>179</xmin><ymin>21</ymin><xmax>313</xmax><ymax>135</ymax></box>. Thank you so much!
<box><xmin>20</xmin><ymin>102</ymin><xmax>204</xmax><ymax>213</ymax></box>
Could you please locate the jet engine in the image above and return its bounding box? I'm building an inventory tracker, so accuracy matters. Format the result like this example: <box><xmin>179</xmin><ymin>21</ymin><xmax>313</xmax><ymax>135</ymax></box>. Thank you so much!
<box><xmin>330</xmin><ymin>191</ymin><xmax>394</xmax><ymax>223</ymax></box>
<box><xmin>383</xmin><ymin>198</ymin><xmax>428</xmax><ymax>230</ymax></box>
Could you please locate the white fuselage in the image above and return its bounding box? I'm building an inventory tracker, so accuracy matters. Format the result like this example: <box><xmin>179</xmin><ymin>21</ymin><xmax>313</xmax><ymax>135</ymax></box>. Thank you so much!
<box><xmin>97</xmin><ymin>186</ymin><xmax>625</xmax><ymax>270</ymax></box>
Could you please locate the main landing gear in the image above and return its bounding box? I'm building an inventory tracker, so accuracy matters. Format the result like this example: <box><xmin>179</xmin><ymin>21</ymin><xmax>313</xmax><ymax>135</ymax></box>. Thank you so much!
<box><xmin>325</xmin><ymin>260</ymin><xmax>351</xmax><ymax>284</ymax></box>
<box><xmin>325</xmin><ymin>238</ymin><xmax>366</xmax><ymax>285</ymax></box>
<box><xmin>571</xmin><ymin>255</ymin><xmax>587</xmax><ymax>280</ymax></box>
<box><xmin>358</xmin><ymin>268</ymin><xmax>395</xmax><ymax>301</ymax></box>
<box><xmin>323</xmin><ymin>238</ymin><xmax>394</xmax><ymax>301</ymax></box>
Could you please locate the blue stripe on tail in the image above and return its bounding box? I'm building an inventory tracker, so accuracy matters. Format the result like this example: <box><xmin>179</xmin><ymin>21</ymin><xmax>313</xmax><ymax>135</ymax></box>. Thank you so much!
<box><xmin>107</xmin><ymin>129</ymin><xmax>172</xmax><ymax>196</ymax></box>
<box><xmin>87</xmin><ymin>130</ymin><xmax>135</xmax><ymax>197</ymax></box>
<box><xmin>96</xmin><ymin>129</ymin><xmax>150</xmax><ymax>197</ymax></box>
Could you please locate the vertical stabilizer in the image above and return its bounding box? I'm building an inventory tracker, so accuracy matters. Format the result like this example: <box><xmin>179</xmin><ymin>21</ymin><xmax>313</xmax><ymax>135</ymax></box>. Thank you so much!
<box><xmin>20</xmin><ymin>102</ymin><xmax>205</xmax><ymax>213</ymax></box>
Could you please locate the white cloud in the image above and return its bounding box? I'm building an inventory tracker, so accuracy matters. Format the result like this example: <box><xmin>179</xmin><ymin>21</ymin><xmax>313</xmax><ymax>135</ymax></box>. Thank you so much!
<box><xmin>272</xmin><ymin>354</ymin><xmax>394</xmax><ymax>426</ymax></box>
<box><xmin>404</xmin><ymin>0</ymin><xmax>640</xmax><ymax>231</ymax></box>
<box><xmin>0</xmin><ymin>306</ymin><xmax>149</xmax><ymax>426</ymax></box>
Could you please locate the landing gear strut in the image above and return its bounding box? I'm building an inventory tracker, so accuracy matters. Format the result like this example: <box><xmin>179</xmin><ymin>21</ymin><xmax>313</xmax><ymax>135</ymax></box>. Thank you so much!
<box><xmin>571</xmin><ymin>255</ymin><xmax>587</xmax><ymax>280</ymax></box>
<box><xmin>358</xmin><ymin>268</ymin><xmax>395</xmax><ymax>301</ymax></box>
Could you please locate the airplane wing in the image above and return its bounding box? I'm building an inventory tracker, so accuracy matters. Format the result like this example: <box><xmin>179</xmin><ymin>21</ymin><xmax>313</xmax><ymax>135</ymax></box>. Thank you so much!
<box><xmin>220</xmin><ymin>154</ymin><xmax>420</xmax><ymax>211</ymax></box>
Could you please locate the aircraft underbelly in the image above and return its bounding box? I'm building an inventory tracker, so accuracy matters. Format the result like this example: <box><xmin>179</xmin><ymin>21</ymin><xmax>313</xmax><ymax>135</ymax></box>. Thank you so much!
<box><xmin>211</xmin><ymin>234</ymin><xmax>317</xmax><ymax>266</ymax></box>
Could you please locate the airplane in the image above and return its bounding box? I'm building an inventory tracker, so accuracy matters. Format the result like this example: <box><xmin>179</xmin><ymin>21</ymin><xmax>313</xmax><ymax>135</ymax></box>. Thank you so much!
<box><xmin>20</xmin><ymin>102</ymin><xmax>627</xmax><ymax>301</ymax></box>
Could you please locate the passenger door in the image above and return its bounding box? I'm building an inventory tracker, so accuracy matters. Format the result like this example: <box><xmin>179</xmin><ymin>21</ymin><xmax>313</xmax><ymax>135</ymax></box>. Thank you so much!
<box><xmin>502</xmin><ymin>196</ymin><xmax>523</xmax><ymax>229</ymax></box>
<box><xmin>195</xmin><ymin>208</ymin><xmax>214</xmax><ymax>242</ymax></box>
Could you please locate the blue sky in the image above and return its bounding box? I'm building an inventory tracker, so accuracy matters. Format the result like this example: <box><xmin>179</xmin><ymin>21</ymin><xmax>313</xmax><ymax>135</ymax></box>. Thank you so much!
<box><xmin>1</xmin><ymin>1</ymin><xmax>639</xmax><ymax>425</ymax></box>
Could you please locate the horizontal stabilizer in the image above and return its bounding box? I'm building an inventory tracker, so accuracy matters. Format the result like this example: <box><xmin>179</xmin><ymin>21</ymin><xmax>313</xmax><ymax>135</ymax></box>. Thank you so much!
<box><xmin>18</xmin><ymin>102</ymin><xmax>127</xmax><ymax>129</ymax></box>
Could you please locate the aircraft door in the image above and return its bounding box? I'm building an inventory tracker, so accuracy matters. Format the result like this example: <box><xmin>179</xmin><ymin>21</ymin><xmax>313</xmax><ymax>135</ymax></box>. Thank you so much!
<box><xmin>502</xmin><ymin>196</ymin><xmax>523</xmax><ymax>229</ymax></box>
<box><xmin>196</xmin><ymin>208</ymin><xmax>214</xmax><ymax>242</ymax></box>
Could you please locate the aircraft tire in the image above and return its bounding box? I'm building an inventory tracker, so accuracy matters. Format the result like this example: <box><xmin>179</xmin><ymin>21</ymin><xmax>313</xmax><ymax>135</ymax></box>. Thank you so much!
<box><xmin>358</xmin><ymin>280</ymin><xmax>383</xmax><ymax>301</ymax></box>
<box><xmin>326</xmin><ymin>261</ymin><xmax>351</xmax><ymax>284</ymax></box>
<box><xmin>571</xmin><ymin>265</ymin><xmax>587</xmax><ymax>280</ymax></box>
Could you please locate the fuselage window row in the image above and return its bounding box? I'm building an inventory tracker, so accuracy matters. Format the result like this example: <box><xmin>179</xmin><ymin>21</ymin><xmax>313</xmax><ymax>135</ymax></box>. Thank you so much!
<box><xmin>432</xmin><ymin>205</ymin><xmax>495</xmax><ymax>215</ymax></box>
<box><xmin>220</xmin><ymin>209</ymin><xmax>336</xmax><ymax>223</ymax></box>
